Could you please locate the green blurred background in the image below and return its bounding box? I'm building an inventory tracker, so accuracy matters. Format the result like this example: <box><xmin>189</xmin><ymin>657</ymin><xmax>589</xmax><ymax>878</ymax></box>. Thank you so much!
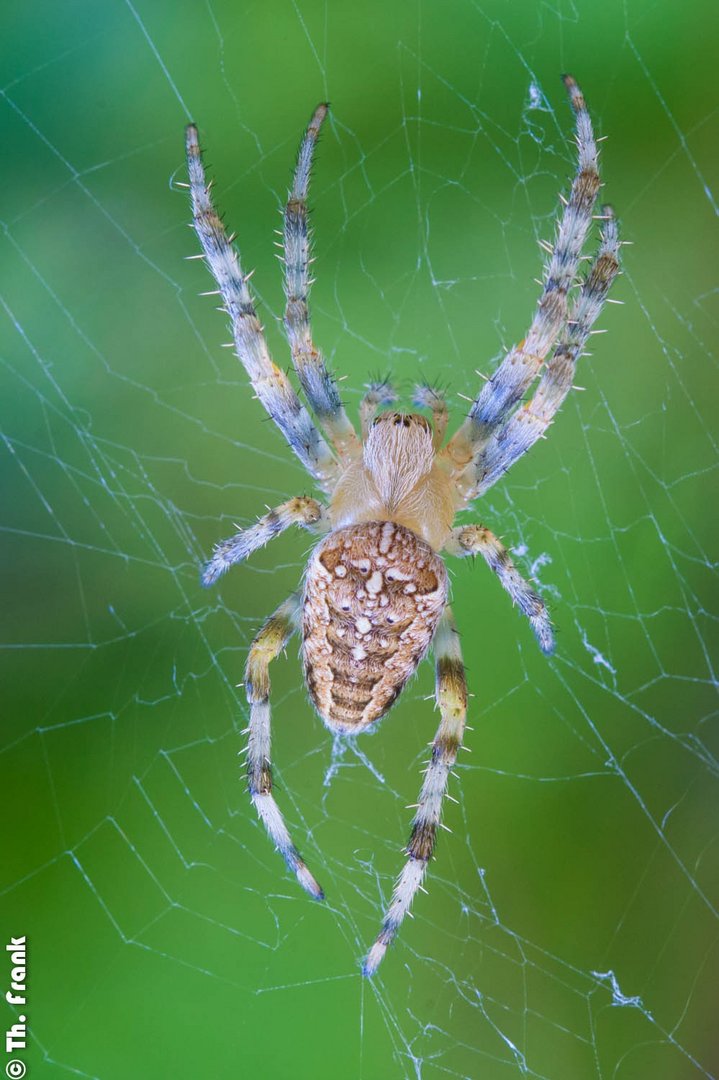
<box><xmin>1</xmin><ymin>0</ymin><xmax>717</xmax><ymax>1077</ymax></box>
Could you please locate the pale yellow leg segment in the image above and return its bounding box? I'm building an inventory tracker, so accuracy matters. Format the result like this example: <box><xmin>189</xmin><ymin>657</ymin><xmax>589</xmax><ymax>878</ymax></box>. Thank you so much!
<box><xmin>245</xmin><ymin>593</ymin><xmax>324</xmax><ymax>900</ymax></box>
<box><xmin>413</xmin><ymin>384</ymin><xmax>449</xmax><ymax>448</ymax></box>
<box><xmin>363</xmin><ymin>607</ymin><xmax>467</xmax><ymax>976</ymax></box>
<box><xmin>359</xmin><ymin>379</ymin><xmax>398</xmax><ymax>439</ymax></box>
<box><xmin>202</xmin><ymin>496</ymin><xmax>330</xmax><ymax>586</ymax></box>
<box><xmin>445</xmin><ymin>524</ymin><xmax>554</xmax><ymax>654</ymax></box>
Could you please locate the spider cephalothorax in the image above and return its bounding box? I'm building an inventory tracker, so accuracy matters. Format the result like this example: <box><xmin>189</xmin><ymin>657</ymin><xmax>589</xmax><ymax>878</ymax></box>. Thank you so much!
<box><xmin>184</xmin><ymin>75</ymin><xmax>620</xmax><ymax>976</ymax></box>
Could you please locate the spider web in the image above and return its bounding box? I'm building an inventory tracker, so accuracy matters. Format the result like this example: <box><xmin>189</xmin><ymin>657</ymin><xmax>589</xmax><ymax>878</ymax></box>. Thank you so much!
<box><xmin>1</xmin><ymin>1</ymin><xmax>717</xmax><ymax>1077</ymax></box>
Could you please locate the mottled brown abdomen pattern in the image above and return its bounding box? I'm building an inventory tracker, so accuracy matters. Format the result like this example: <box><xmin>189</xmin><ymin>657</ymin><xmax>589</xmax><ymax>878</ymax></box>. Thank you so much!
<box><xmin>302</xmin><ymin>521</ymin><xmax>448</xmax><ymax>732</ymax></box>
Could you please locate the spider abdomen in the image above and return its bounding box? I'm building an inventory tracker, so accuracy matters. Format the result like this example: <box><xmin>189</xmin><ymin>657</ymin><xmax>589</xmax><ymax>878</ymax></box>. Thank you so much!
<box><xmin>302</xmin><ymin>522</ymin><xmax>448</xmax><ymax>732</ymax></box>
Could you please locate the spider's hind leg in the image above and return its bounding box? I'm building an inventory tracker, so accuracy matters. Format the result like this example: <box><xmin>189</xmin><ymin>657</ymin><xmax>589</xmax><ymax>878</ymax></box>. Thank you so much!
<box><xmin>245</xmin><ymin>593</ymin><xmax>324</xmax><ymax>900</ymax></box>
<box><xmin>363</xmin><ymin>606</ymin><xmax>467</xmax><ymax>977</ymax></box>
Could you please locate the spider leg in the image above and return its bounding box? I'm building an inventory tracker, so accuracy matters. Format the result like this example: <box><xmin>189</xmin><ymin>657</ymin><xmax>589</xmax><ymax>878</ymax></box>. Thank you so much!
<box><xmin>202</xmin><ymin>496</ymin><xmax>330</xmax><ymax>586</ymax></box>
<box><xmin>283</xmin><ymin>105</ymin><xmax>360</xmax><ymax>459</ymax></box>
<box><xmin>185</xmin><ymin>125</ymin><xmax>338</xmax><ymax>490</ymax></box>
<box><xmin>413</xmin><ymin>383</ymin><xmax>449</xmax><ymax>448</ymax></box>
<box><xmin>473</xmin><ymin>208</ymin><xmax>620</xmax><ymax>498</ymax></box>
<box><xmin>363</xmin><ymin>606</ymin><xmax>466</xmax><ymax>977</ymax></box>
<box><xmin>359</xmin><ymin>379</ymin><xmax>398</xmax><ymax>438</ymax></box>
<box><xmin>445</xmin><ymin>75</ymin><xmax>601</xmax><ymax>480</ymax></box>
<box><xmin>245</xmin><ymin>593</ymin><xmax>324</xmax><ymax>900</ymax></box>
<box><xmin>445</xmin><ymin>525</ymin><xmax>554</xmax><ymax>654</ymax></box>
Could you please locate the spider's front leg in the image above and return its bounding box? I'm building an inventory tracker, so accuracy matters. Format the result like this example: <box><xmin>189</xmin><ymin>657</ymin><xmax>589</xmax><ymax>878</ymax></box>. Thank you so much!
<box><xmin>363</xmin><ymin>607</ymin><xmax>467</xmax><ymax>977</ymax></box>
<box><xmin>446</xmin><ymin>74</ymin><xmax>601</xmax><ymax>475</ymax></box>
<box><xmin>283</xmin><ymin>105</ymin><xmax>360</xmax><ymax>459</ymax></box>
<box><xmin>473</xmin><ymin>208</ymin><xmax>621</xmax><ymax>497</ymax></box>
<box><xmin>202</xmin><ymin>496</ymin><xmax>330</xmax><ymax>586</ymax></box>
<box><xmin>245</xmin><ymin>593</ymin><xmax>324</xmax><ymax>900</ymax></box>
<box><xmin>185</xmin><ymin>125</ymin><xmax>337</xmax><ymax>488</ymax></box>
<box><xmin>445</xmin><ymin>524</ymin><xmax>554</xmax><ymax>654</ymax></box>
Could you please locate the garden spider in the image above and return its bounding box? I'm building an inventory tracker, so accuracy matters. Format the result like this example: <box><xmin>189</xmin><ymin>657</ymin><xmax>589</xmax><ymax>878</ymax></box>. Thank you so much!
<box><xmin>184</xmin><ymin>75</ymin><xmax>620</xmax><ymax>977</ymax></box>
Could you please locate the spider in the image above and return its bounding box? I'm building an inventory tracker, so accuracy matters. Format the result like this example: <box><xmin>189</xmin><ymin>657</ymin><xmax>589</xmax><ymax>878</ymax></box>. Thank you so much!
<box><xmin>184</xmin><ymin>75</ymin><xmax>620</xmax><ymax>977</ymax></box>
